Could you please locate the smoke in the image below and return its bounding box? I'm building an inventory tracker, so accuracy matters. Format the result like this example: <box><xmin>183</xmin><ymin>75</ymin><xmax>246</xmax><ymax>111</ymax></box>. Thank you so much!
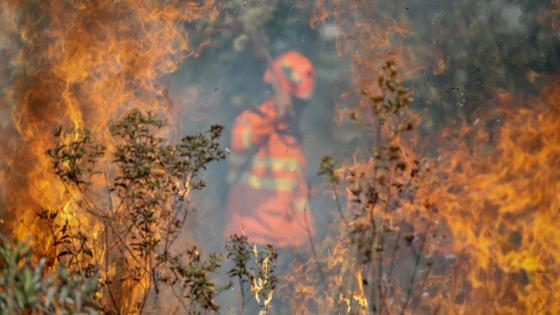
<box><xmin>0</xmin><ymin>0</ymin><xmax>216</xmax><ymax>246</ymax></box>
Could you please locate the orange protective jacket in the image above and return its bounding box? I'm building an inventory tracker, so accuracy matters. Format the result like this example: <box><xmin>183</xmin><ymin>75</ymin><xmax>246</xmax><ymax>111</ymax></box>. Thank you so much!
<box><xmin>225</xmin><ymin>99</ymin><xmax>314</xmax><ymax>248</ymax></box>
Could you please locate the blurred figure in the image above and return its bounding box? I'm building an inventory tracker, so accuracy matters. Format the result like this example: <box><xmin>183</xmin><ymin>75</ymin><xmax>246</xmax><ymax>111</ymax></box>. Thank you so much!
<box><xmin>225</xmin><ymin>50</ymin><xmax>315</xmax><ymax>250</ymax></box>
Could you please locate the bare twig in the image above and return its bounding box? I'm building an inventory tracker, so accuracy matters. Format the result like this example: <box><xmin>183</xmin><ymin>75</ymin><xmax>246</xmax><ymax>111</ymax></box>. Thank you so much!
<box><xmin>303</xmin><ymin>207</ymin><xmax>330</xmax><ymax>296</ymax></box>
<box><xmin>400</xmin><ymin>224</ymin><xmax>431</xmax><ymax>315</ymax></box>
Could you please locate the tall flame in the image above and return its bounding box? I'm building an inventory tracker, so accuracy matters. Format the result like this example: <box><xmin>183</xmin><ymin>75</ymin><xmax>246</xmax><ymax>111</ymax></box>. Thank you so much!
<box><xmin>281</xmin><ymin>1</ymin><xmax>560</xmax><ymax>314</ymax></box>
<box><xmin>0</xmin><ymin>0</ymin><xmax>216</xmax><ymax>244</ymax></box>
<box><xmin>0</xmin><ymin>1</ymin><xmax>217</xmax><ymax>312</ymax></box>
<box><xmin>420</xmin><ymin>80</ymin><xmax>560</xmax><ymax>313</ymax></box>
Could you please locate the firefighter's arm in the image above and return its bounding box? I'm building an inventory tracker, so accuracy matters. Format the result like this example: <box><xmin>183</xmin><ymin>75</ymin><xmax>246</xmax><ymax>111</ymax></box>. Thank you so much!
<box><xmin>230</xmin><ymin>111</ymin><xmax>278</xmax><ymax>152</ymax></box>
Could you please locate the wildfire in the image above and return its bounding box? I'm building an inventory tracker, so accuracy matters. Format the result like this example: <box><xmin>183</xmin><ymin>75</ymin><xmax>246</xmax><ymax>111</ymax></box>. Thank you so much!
<box><xmin>0</xmin><ymin>0</ymin><xmax>217</xmax><ymax>312</ymax></box>
<box><xmin>280</xmin><ymin>1</ymin><xmax>560</xmax><ymax>314</ymax></box>
<box><xmin>419</xmin><ymin>81</ymin><xmax>560</xmax><ymax>313</ymax></box>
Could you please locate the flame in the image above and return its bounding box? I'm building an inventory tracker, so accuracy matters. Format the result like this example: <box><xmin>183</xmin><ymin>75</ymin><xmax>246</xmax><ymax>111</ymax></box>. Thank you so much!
<box><xmin>289</xmin><ymin>1</ymin><xmax>560</xmax><ymax>314</ymax></box>
<box><xmin>0</xmin><ymin>0</ymin><xmax>216</xmax><ymax>312</ymax></box>
<box><xmin>417</xmin><ymin>79</ymin><xmax>560</xmax><ymax>313</ymax></box>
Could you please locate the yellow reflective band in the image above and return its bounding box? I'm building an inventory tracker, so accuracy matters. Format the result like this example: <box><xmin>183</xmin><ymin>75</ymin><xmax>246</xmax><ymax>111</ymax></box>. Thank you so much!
<box><xmin>292</xmin><ymin>198</ymin><xmax>308</xmax><ymax>212</ymax></box>
<box><xmin>227</xmin><ymin>171</ymin><xmax>297</xmax><ymax>192</ymax></box>
<box><xmin>229</xmin><ymin>153</ymin><xmax>300</xmax><ymax>172</ymax></box>
<box><xmin>240</xmin><ymin>128</ymin><xmax>252</xmax><ymax>149</ymax></box>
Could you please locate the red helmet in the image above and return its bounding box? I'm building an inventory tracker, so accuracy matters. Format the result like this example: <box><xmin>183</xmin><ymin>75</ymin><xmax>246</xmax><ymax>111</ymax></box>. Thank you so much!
<box><xmin>263</xmin><ymin>50</ymin><xmax>315</xmax><ymax>99</ymax></box>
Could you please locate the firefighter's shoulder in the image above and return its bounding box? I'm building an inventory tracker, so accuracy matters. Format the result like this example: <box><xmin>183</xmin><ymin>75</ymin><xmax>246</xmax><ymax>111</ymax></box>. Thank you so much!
<box><xmin>235</xmin><ymin>108</ymin><xmax>266</xmax><ymax>126</ymax></box>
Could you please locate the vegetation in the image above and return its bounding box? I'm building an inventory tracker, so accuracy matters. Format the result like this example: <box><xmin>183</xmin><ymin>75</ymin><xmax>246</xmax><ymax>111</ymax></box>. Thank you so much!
<box><xmin>39</xmin><ymin>109</ymin><xmax>227</xmax><ymax>313</ymax></box>
<box><xmin>0</xmin><ymin>237</ymin><xmax>98</xmax><ymax>314</ymax></box>
<box><xmin>226</xmin><ymin>234</ymin><xmax>278</xmax><ymax>315</ymax></box>
<box><xmin>25</xmin><ymin>108</ymin><xmax>283</xmax><ymax>314</ymax></box>
<box><xmin>2</xmin><ymin>59</ymin><xmax>425</xmax><ymax>313</ymax></box>
<box><xmin>296</xmin><ymin>61</ymin><xmax>435</xmax><ymax>314</ymax></box>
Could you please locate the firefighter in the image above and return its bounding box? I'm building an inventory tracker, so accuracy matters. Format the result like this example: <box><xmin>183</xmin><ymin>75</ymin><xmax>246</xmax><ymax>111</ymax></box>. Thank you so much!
<box><xmin>225</xmin><ymin>50</ymin><xmax>315</xmax><ymax>249</ymax></box>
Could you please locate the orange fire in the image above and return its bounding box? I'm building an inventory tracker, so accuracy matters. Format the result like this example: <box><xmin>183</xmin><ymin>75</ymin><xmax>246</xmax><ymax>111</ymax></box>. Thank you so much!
<box><xmin>0</xmin><ymin>0</ymin><xmax>217</xmax><ymax>312</ymax></box>
<box><xmin>285</xmin><ymin>1</ymin><xmax>560</xmax><ymax>314</ymax></box>
<box><xmin>418</xmin><ymin>80</ymin><xmax>560</xmax><ymax>313</ymax></box>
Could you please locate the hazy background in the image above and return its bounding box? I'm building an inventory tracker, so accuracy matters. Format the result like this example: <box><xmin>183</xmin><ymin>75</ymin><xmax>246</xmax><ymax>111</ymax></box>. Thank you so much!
<box><xmin>161</xmin><ymin>0</ymin><xmax>560</xmax><ymax>252</ymax></box>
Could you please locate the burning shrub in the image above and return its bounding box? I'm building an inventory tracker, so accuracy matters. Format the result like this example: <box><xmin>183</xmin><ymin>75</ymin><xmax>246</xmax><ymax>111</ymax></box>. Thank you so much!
<box><xmin>279</xmin><ymin>61</ymin><xmax>438</xmax><ymax>314</ymax></box>
<box><xmin>40</xmin><ymin>109</ymin><xmax>226</xmax><ymax>314</ymax></box>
